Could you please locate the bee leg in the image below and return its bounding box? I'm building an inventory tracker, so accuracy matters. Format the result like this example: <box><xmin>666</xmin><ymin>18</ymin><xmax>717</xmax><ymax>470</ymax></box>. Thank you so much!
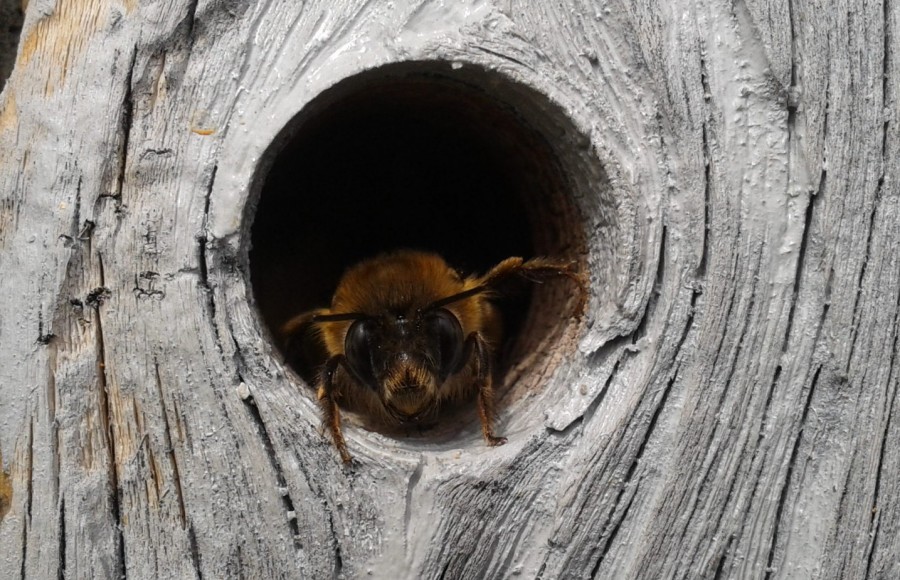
<box><xmin>477</xmin><ymin>257</ymin><xmax>588</xmax><ymax>313</ymax></box>
<box><xmin>318</xmin><ymin>354</ymin><xmax>352</xmax><ymax>463</ymax></box>
<box><xmin>465</xmin><ymin>332</ymin><xmax>508</xmax><ymax>447</ymax></box>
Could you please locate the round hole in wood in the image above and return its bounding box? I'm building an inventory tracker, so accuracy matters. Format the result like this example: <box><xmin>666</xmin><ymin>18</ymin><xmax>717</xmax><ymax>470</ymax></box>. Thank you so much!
<box><xmin>250</xmin><ymin>61</ymin><xmax>596</xmax><ymax>446</ymax></box>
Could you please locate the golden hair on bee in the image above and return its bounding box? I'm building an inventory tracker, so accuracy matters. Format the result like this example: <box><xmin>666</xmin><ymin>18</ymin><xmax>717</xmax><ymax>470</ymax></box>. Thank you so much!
<box><xmin>282</xmin><ymin>249</ymin><xmax>586</xmax><ymax>463</ymax></box>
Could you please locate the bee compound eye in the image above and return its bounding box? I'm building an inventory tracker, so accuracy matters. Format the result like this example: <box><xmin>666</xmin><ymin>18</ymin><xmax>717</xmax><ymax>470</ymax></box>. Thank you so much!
<box><xmin>425</xmin><ymin>308</ymin><xmax>465</xmax><ymax>382</ymax></box>
<box><xmin>344</xmin><ymin>319</ymin><xmax>379</xmax><ymax>390</ymax></box>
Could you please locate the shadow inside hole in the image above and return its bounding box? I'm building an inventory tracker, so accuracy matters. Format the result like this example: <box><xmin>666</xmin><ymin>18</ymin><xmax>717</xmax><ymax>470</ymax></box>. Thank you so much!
<box><xmin>0</xmin><ymin>0</ymin><xmax>25</xmax><ymax>90</ymax></box>
<box><xmin>250</xmin><ymin>67</ymin><xmax>582</xmax><ymax>441</ymax></box>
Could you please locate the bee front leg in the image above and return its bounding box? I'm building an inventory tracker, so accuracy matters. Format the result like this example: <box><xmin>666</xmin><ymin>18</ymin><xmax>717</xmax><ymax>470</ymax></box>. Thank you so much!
<box><xmin>464</xmin><ymin>332</ymin><xmax>508</xmax><ymax>447</ymax></box>
<box><xmin>318</xmin><ymin>354</ymin><xmax>353</xmax><ymax>464</ymax></box>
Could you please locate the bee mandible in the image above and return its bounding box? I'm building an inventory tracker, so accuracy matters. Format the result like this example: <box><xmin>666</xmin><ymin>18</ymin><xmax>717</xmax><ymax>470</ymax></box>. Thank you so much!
<box><xmin>282</xmin><ymin>250</ymin><xmax>586</xmax><ymax>463</ymax></box>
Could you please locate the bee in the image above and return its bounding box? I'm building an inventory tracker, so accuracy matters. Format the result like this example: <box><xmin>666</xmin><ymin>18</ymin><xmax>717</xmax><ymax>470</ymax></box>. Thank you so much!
<box><xmin>282</xmin><ymin>250</ymin><xmax>586</xmax><ymax>463</ymax></box>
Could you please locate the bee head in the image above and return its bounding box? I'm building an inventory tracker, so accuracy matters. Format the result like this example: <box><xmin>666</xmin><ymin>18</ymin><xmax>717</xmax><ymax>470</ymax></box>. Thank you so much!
<box><xmin>336</xmin><ymin>307</ymin><xmax>466</xmax><ymax>422</ymax></box>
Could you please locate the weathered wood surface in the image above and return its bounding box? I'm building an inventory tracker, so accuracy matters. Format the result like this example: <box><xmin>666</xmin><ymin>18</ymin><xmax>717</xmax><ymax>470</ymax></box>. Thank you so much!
<box><xmin>0</xmin><ymin>0</ymin><xmax>897</xmax><ymax>578</ymax></box>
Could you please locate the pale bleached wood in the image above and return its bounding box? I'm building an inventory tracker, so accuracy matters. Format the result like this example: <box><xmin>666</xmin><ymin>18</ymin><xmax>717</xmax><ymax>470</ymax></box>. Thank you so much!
<box><xmin>0</xmin><ymin>0</ymin><xmax>897</xmax><ymax>578</ymax></box>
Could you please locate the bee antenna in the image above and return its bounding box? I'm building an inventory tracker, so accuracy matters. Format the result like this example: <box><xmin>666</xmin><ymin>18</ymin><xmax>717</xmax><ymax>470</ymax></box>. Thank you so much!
<box><xmin>424</xmin><ymin>286</ymin><xmax>489</xmax><ymax>311</ymax></box>
<box><xmin>311</xmin><ymin>312</ymin><xmax>369</xmax><ymax>323</ymax></box>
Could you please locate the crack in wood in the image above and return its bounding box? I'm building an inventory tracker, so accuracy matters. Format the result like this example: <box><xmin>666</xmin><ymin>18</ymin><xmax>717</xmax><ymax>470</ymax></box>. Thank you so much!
<box><xmin>590</xmin><ymin>472</ymin><xmax>638</xmax><ymax>579</ymax></box>
<box><xmin>240</xmin><ymin>395</ymin><xmax>302</xmax><ymax>550</ymax></box>
<box><xmin>185</xmin><ymin>0</ymin><xmax>200</xmax><ymax>41</ymax></box>
<box><xmin>474</xmin><ymin>45</ymin><xmax>533</xmax><ymax>72</ymax></box>
<box><xmin>787</xmin><ymin>0</ymin><xmax>797</xmax><ymax>94</ymax></box>
<box><xmin>848</xmin><ymin>0</ymin><xmax>892</xmax><ymax>376</ymax></box>
<box><xmin>403</xmin><ymin>456</ymin><xmax>425</xmax><ymax>553</ymax></box>
<box><xmin>630</xmin><ymin>225</ymin><xmax>667</xmax><ymax>344</ymax></box>
<box><xmin>549</xmin><ymin>273</ymin><xmax>702</xmax><ymax>578</ymax></box>
<box><xmin>197</xmin><ymin>164</ymin><xmax>221</xmax><ymax>353</ymax></box>
<box><xmin>71</xmin><ymin>176</ymin><xmax>82</xmax><ymax>244</ymax></box>
<box><xmin>758</xmin><ymin>365</ymin><xmax>782</xmax><ymax>451</ymax></box>
<box><xmin>326</xmin><ymin>496</ymin><xmax>344</xmax><ymax>578</ymax></box>
<box><xmin>110</xmin><ymin>46</ymin><xmax>138</xmax><ymax>208</ymax></box>
<box><xmin>48</xmin><ymin>339</ymin><xmax>62</xmax><ymax>563</ymax></box>
<box><xmin>57</xmin><ymin>498</ymin><xmax>65</xmax><ymax>580</ymax></box>
<box><xmin>711</xmin><ymin>534</ymin><xmax>735</xmax><ymax>580</ymax></box>
<box><xmin>631</xmin><ymin>285</ymin><xmax>726</xmax><ymax>577</ymax></box>
<box><xmin>187</xmin><ymin>523</ymin><xmax>204</xmax><ymax>580</ymax></box>
<box><xmin>764</xmin><ymin>364</ymin><xmax>822</xmax><ymax>579</ymax></box>
<box><xmin>19</xmin><ymin>417</ymin><xmax>34</xmax><ymax>579</ymax></box>
<box><xmin>701</xmin><ymin>430</ymin><xmax>750</xmax><ymax>574</ymax></box>
<box><xmin>591</xmin><ymin>289</ymin><xmax>699</xmax><ymax>575</ymax></box>
<box><xmin>863</xmin><ymin>288</ymin><xmax>900</xmax><ymax>577</ymax></box>
<box><xmin>90</xmin><ymin>253</ymin><xmax>126</xmax><ymax>579</ymax></box>
<box><xmin>698</xmin><ymin>125</ymin><xmax>710</xmax><ymax>277</ymax></box>
<box><xmin>579</xmin><ymin>357</ymin><xmax>621</xmax><ymax>434</ymax></box>
<box><xmin>287</xmin><ymin>445</ymin><xmax>347</xmax><ymax>575</ymax></box>
<box><xmin>675</xmin><ymin>253</ymin><xmax>764</xmax><ymax>573</ymax></box>
<box><xmin>719</xmin><ymin>246</ymin><xmax>762</xmax><ymax>399</ymax></box>
<box><xmin>153</xmin><ymin>359</ymin><xmax>187</xmax><ymax>528</ymax></box>
<box><xmin>781</xmin><ymin>172</ymin><xmax>821</xmax><ymax>354</ymax></box>
<box><xmin>847</xmin><ymin>189</ymin><xmax>882</xmax><ymax>369</ymax></box>
<box><xmin>545</xmin><ymin>356</ymin><xmax>622</xmax><ymax>438</ymax></box>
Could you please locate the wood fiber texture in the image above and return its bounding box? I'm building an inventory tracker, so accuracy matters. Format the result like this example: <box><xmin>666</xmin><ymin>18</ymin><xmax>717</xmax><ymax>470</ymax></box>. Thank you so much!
<box><xmin>0</xmin><ymin>0</ymin><xmax>897</xmax><ymax>578</ymax></box>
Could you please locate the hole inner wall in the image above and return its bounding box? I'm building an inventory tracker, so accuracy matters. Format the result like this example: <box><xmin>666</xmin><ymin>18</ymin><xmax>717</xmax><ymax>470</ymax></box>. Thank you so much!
<box><xmin>250</xmin><ymin>64</ymin><xmax>589</xmax><ymax>443</ymax></box>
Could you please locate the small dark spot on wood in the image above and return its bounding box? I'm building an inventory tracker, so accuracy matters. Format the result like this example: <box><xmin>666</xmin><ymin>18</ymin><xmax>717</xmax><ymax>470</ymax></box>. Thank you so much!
<box><xmin>37</xmin><ymin>310</ymin><xmax>55</xmax><ymax>345</ymax></box>
<box><xmin>220</xmin><ymin>253</ymin><xmax>239</xmax><ymax>273</ymax></box>
<box><xmin>78</xmin><ymin>220</ymin><xmax>95</xmax><ymax>240</ymax></box>
<box><xmin>86</xmin><ymin>287</ymin><xmax>111</xmax><ymax>308</ymax></box>
<box><xmin>140</xmin><ymin>148</ymin><xmax>174</xmax><ymax>159</ymax></box>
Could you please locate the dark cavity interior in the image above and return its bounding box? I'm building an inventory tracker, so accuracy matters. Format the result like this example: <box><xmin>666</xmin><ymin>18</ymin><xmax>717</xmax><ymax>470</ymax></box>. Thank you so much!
<box><xmin>250</xmin><ymin>64</ymin><xmax>584</xmax><ymax>413</ymax></box>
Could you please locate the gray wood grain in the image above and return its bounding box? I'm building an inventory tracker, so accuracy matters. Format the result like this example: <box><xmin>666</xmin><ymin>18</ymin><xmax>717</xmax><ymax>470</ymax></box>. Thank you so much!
<box><xmin>0</xmin><ymin>0</ymin><xmax>897</xmax><ymax>578</ymax></box>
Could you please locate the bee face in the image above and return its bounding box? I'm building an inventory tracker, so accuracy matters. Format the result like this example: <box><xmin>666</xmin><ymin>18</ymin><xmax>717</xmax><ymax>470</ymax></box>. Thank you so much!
<box><xmin>281</xmin><ymin>250</ymin><xmax>585</xmax><ymax>463</ymax></box>
<box><xmin>342</xmin><ymin>307</ymin><xmax>465</xmax><ymax>421</ymax></box>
